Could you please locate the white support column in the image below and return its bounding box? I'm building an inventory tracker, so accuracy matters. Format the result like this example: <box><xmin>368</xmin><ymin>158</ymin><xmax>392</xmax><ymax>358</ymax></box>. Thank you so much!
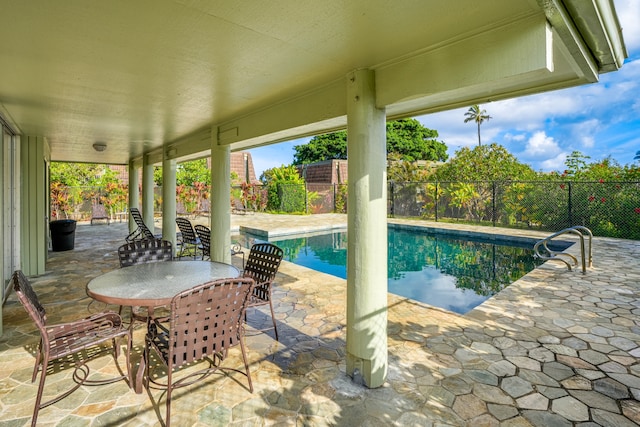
<box><xmin>210</xmin><ymin>133</ymin><xmax>231</xmax><ymax>264</ymax></box>
<box><xmin>345</xmin><ymin>69</ymin><xmax>388</xmax><ymax>388</ymax></box>
<box><xmin>162</xmin><ymin>156</ymin><xmax>177</xmax><ymax>254</ymax></box>
<box><xmin>20</xmin><ymin>136</ymin><xmax>47</xmax><ymax>276</ymax></box>
<box><xmin>127</xmin><ymin>160</ymin><xmax>139</xmax><ymax>233</ymax></box>
<box><xmin>142</xmin><ymin>155</ymin><xmax>155</xmax><ymax>232</ymax></box>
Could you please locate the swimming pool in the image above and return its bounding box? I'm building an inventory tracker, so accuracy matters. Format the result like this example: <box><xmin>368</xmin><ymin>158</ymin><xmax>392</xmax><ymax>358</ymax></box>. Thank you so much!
<box><xmin>238</xmin><ymin>226</ymin><xmax>570</xmax><ymax>314</ymax></box>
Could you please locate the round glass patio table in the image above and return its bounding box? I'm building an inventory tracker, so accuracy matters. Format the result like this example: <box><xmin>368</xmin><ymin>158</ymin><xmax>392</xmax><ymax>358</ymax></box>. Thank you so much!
<box><xmin>86</xmin><ymin>260</ymin><xmax>240</xmax><ymax>393</ymax></box>
<box><xmin>87</xmin><ymin>260</ymin><xmax>240</xmax><ymax>307</ymax></box>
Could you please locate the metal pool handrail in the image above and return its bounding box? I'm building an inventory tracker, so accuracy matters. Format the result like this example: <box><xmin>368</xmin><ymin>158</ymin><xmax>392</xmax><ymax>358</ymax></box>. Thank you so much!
<box><xmin>534</xmin><ymin>226</ymin><xmax>593</xmax><ymax>274</ymax></box>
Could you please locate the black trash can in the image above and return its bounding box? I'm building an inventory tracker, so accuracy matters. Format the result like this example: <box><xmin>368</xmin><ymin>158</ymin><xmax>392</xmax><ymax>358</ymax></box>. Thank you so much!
<box><xmin>50</xmin><ymin>219</ymin><xmax>77</xmax><ymax>251</ymax></box>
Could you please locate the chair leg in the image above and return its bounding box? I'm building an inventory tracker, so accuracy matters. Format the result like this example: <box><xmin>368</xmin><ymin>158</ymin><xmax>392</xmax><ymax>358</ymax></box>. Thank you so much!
<box><xmin>166</xmin><ymin>369</ymin><xmax>173</xmax><ymax>427</ymax></box>
<box><xmin>239</xmin><ymin>338</ymin><xmax>253</xmax><ymax>392</ymax></box>
<box><xmin>122</xmin><ymin>334</ymin><xmax>132</xmax><ymax>389</ymax></box>
<box><xmin>32</xmin><ymin>344</ymin><xmax>43</xmax><ymax>382</ymax></box>
<box><xmin>143</xmin><ymin>343</ymin><xmax>150</xmax><ymax>394</ymax></box>
<box><xmin>268</xmin><ymin>300</ymin><xmax>278</xmax><ymax>341</ymax></box>
<box><xmin>31</xmin><ymin>356</ymin><xmax>49</xmax><ymax>427</ymax></box>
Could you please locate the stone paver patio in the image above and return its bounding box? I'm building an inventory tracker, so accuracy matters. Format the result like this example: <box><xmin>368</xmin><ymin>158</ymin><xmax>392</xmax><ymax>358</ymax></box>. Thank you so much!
<box><xmin>1</xmin><ymin>213</ymin><xmax>639</xmax><ymax>426</ymax></box>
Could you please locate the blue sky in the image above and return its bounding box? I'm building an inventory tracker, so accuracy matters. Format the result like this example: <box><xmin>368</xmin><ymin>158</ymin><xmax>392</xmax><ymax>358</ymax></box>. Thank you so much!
<box><xmin>249</xmin><ymin>0</ymin><xmax>639</xmax><ymax>177</ymax></box>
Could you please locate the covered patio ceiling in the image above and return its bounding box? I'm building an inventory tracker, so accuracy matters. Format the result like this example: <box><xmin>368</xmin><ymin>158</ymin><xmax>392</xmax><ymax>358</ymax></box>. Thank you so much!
<box><xmin>0</xmin><ymin>0</ymin><xmax>626</xmax><ymax>165</ymax></box>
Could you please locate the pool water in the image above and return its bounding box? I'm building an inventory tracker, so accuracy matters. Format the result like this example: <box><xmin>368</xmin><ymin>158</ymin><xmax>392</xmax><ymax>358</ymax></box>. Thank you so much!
<box><xmin>240</xmin><ymin>227</ymin><xmax>569</xmax><ymax>314</ymax></box>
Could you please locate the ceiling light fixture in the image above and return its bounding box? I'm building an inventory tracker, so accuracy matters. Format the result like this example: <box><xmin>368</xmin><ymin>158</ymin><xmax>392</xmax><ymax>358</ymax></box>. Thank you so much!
<box><xmin>92</xmin><ymin>142</ymin><xmax>107</xmax><ymax>152</ymax></box>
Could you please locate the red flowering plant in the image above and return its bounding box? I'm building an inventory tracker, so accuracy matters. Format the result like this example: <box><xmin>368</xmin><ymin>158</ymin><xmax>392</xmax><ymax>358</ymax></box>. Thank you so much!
<box><xmin>241</xmin><ymin>182</ymin><xmax>266</xmax><ymax>212</ymax></box>
<box><xmin>191</xmin><ymin>181</ymin><xmax>209</xmax><ymax>213</ymax></box>
<box><xmin>50</xmin><ymin>182</ymin><xmax>72</xmax><ymax>219</ymax></box>
<box><xmin>100</xmin><ymin>181</ymin><xmax>128</xmax><ymax>217</ymax></box>
<box><xmin>176</xmin><ymin>184</ymin><xmax>201</xmax><ymax>214</ymax></box>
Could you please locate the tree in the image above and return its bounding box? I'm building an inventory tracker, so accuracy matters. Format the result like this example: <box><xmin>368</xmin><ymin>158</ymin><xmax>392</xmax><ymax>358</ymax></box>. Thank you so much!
<box><xmin>292</xmin><ymin>119</ymin><xmax>448</xmax><ymax>164</ymax></box>
<box><xmin>176</xmin><ymin>158</ymin><xmax>211</xmax><ymax>187</ymax></box>
<box><xmin>435</xmin><ymin>144</ymin><xmax>535</xmax><ymax>223</ymax></box>
<box><xmin>563</xmin><ymin>151</ymin><xmax>591</xmax><ymax>179</ymax></box>
<box><xmin>293</xmin><ymin>132</ymin><xmax>347</xmax><ymax>165</ymax></box>
<box><xmin>50</xmin><ymin>162</ymin><xmax>125</xmax><ymax>218</ymax></box>
<box><xmin>260</xmin><ymin>164</ymin><xmax>304</xmax><ymax>186</ymax></box>
<box><xmin>464</xmin><ymin>104</ymin><xmax>491</xmax><ymax>146</ymax></box>
<box><xmin>436</xmin><ymin>143</ymin><xmax>535</xmax><ymax>182</ymax></box>
<box><xmin>154</xmin><ymin>159</ymin><xmax>212</xmax><ymax>186</ymax></box>
<box><xmin>385</xmin><ymin>119</ymin><xmax>448</xmax><ymax>162</ymax></box>
<box><xmin>261</xmin><ymin>165</ymin><xmax>308</xmax><ymax>212</ymax></box>
<box><xmin>50</xmin><ymin>162</ymin><xmax>107</xmax><ymax>187</ymax></box>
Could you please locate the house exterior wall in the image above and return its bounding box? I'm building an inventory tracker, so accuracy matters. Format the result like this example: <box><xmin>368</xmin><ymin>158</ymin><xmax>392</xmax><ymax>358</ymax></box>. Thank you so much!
<box><xmin>298</xmin><ymin>159</ymin><xmax>348</xmax><ymax>184</ymax></box>
<box><xmin>229</xmin><ymin>152</ymin><xmax>259</xmax><ymax>184</ymax></box>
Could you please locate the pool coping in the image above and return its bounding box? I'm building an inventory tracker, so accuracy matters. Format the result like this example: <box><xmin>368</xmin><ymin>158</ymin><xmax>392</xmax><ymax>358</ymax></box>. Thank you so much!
<box><xmin>236</xmin><ymin>217</ymin><xmax>577</xmax><ymax>249</ymax></box>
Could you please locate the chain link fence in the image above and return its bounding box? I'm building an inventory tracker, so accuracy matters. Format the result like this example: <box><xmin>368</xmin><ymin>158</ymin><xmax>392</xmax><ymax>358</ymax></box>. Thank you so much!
<box><xmin>389</xmin><ymin>181</ymin><xmax>640</xmax><ymax>239</ymax></box>
<box><xmin>50</xmin><ymin>185</ymin><xmax>128</xmax><ymax>221</ymax></box>
<box><xmin>54</xmin><ymin>181</ymin><xmax>640</xmax><ymax>240</ymax></box>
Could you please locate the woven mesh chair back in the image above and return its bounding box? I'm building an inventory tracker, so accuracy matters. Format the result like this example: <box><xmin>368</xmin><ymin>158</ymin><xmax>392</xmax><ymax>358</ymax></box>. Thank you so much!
<box><xmin>243</xmin><ymin>243</ymin><xmax>283</xmax><ymax>291</ymax></box>
<box><xmin>175</xmin><ymin>217</ymin><xmax>198</xmax><ymax>244</ymax></box>
<box><xmin>194</xmin><ymin>225</ymin><xmax>210</xmax><ymax>258</ymax></box>
<box><xmin>126</xmin><ymin>207</ymin><xmax>156</xmax><ymax>241</ymax></box>
<box><xmin>91</xmin><ymin>204</ymin><xmax>109</xmax><ymax>225</ymax></box>
<box><xmin>167</xmin><ymin>277</ymin><xmax>253</xmax><ymax>366</ymax></box>
<box><xmin>118</xmin><ymin>239</ymin><xmax>173</xmax><ymax>267</ymax></box>
<box><xmin>129</xmin><ymin>207</ymin><xmax>145</xmax><ymax>227</ymax></box>
<box><xmin>12</xmin><ymin>270</ymin><xmax>47</xmax><ymax>332</ymax></box>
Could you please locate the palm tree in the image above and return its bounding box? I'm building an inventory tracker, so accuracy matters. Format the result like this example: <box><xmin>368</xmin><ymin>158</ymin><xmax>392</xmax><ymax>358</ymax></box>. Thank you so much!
<box><xmin>464</xmin><ymin>104</ymin><xmax>492</xmax><ymax>146</ymax></box>
<box><xmin>635</xmin><ymin>150</ymin><xmax>640</xmax><ymax>161</ymax></box>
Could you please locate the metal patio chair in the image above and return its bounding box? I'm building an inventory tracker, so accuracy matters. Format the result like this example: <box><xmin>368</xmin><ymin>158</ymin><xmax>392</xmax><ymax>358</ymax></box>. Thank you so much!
<box><xmin>11</xmin><ymin>270</ymin><xmax>131</xmax><ymax>427</ymax></box>
<box><xmin>90</xmin><ymin>203</ymin><xmax>110</xmax><ymax>225</ymax></box>
<box><xmin>125</xmin><ymin>207</ymin><xmax>159</xmax><ymax>242</ymax></box>
<box><xmin>232</xmin><ymin>198</ymin><xmax>253</xmax><ymax>215</ymax></box>
<box><xmin>194</xmin><ymin>224</ymin><xmax>211</xmax><ymax>259</ymax></box>
<box><xmin>175</xmin><ymin>217</ymin><xmax>201</xmax><ymax>259</ymax></box>
<box><xmin>242</xmin><ymin>243</ymin><xmax>283</xmax><ymax>340</ymax></box>
<box><xmin>144</xmin><ymin>277</ymin><xmax>255</xmax><ymax>427</ymax></box>
<box><xmin>118</xmin><ymin>238</ymin><xmax>173</xmax><ymax>268</ymax></box>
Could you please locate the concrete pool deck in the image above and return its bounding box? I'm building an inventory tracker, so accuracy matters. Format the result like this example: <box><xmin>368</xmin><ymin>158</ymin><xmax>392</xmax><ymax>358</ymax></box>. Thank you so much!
<box><xmin>1</xmin><ymin>213</ymin><xmax>639</xmax><ymax>426</ymax></box>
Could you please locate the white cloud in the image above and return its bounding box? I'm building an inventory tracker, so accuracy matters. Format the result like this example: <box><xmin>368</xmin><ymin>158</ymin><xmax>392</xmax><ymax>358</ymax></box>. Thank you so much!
<box><xmin>523</xmin><ymin>131</ymin><xmax>562</xmax><ymax>158</ymax></box>
<box><xmin>504</xmin><ymin>133</ymin><xmax>526</xmax><ymax>142</ymax></box>
<box><xmin>569</xmin><ymin>119</ymin><xmax>602</xmax><ymax>149</ymax></box>
<box><xmin>540</xmin><ymin>153</ymin><xmax>568</xmax><ymax>172</ymax></box>
<box><xmin>488</xmin><ymin>96</ymin><xmax>578</xmax><ymax>129</ymax></box>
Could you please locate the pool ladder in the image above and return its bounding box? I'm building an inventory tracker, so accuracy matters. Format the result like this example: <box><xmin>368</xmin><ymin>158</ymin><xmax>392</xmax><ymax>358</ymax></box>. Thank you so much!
<box><xmin>534</xmin><ymin>226</ymin><xmax>593</xmax><ymax>274</ymax></box>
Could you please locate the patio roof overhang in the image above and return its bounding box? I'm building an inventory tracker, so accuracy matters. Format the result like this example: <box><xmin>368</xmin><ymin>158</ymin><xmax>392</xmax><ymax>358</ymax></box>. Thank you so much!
<box><xmin>0</xmin><ymin>0</ymin><xmax>627</xmax><ymax>165</ymax></box>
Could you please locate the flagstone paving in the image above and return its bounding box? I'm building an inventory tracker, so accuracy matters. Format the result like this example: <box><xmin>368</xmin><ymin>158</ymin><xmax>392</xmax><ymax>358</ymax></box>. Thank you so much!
<box><xmin>1</xmin><ymin>213</ymin><xmax>639</xmax><ymax>426</ymax></box>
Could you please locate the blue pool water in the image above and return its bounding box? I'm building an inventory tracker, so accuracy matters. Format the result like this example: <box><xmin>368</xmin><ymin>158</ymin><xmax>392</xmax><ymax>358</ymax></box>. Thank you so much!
<box><xmin>239</xmin><ymin>227</ymin><xmax>569</xmax><ymax>314</ymax></box>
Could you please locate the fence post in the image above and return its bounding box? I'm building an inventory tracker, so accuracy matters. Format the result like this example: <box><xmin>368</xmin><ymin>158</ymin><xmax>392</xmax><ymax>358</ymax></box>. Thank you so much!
<box><xmin>389</xmin><ymin>182</ymin><xmax>394</xmax><ymax>217</ymax></box>
<box><xmin>568</xmin><ymin>182</ymin><xmax>573</xmax><ymax>226</ymax></box>
<box><xmin>333</xmin><ymin>184</ymin><xmax>337</xmax><ymax>213</ymax></box>
<box><xmin>492</xmin><ymin>181</ymin><xmax>496</xmax><ymax>227</ymax></box>
<box><xmin>435</xmin><ymin>181</ymin><xmax>439</xmax><ymax>222</ymax></box>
